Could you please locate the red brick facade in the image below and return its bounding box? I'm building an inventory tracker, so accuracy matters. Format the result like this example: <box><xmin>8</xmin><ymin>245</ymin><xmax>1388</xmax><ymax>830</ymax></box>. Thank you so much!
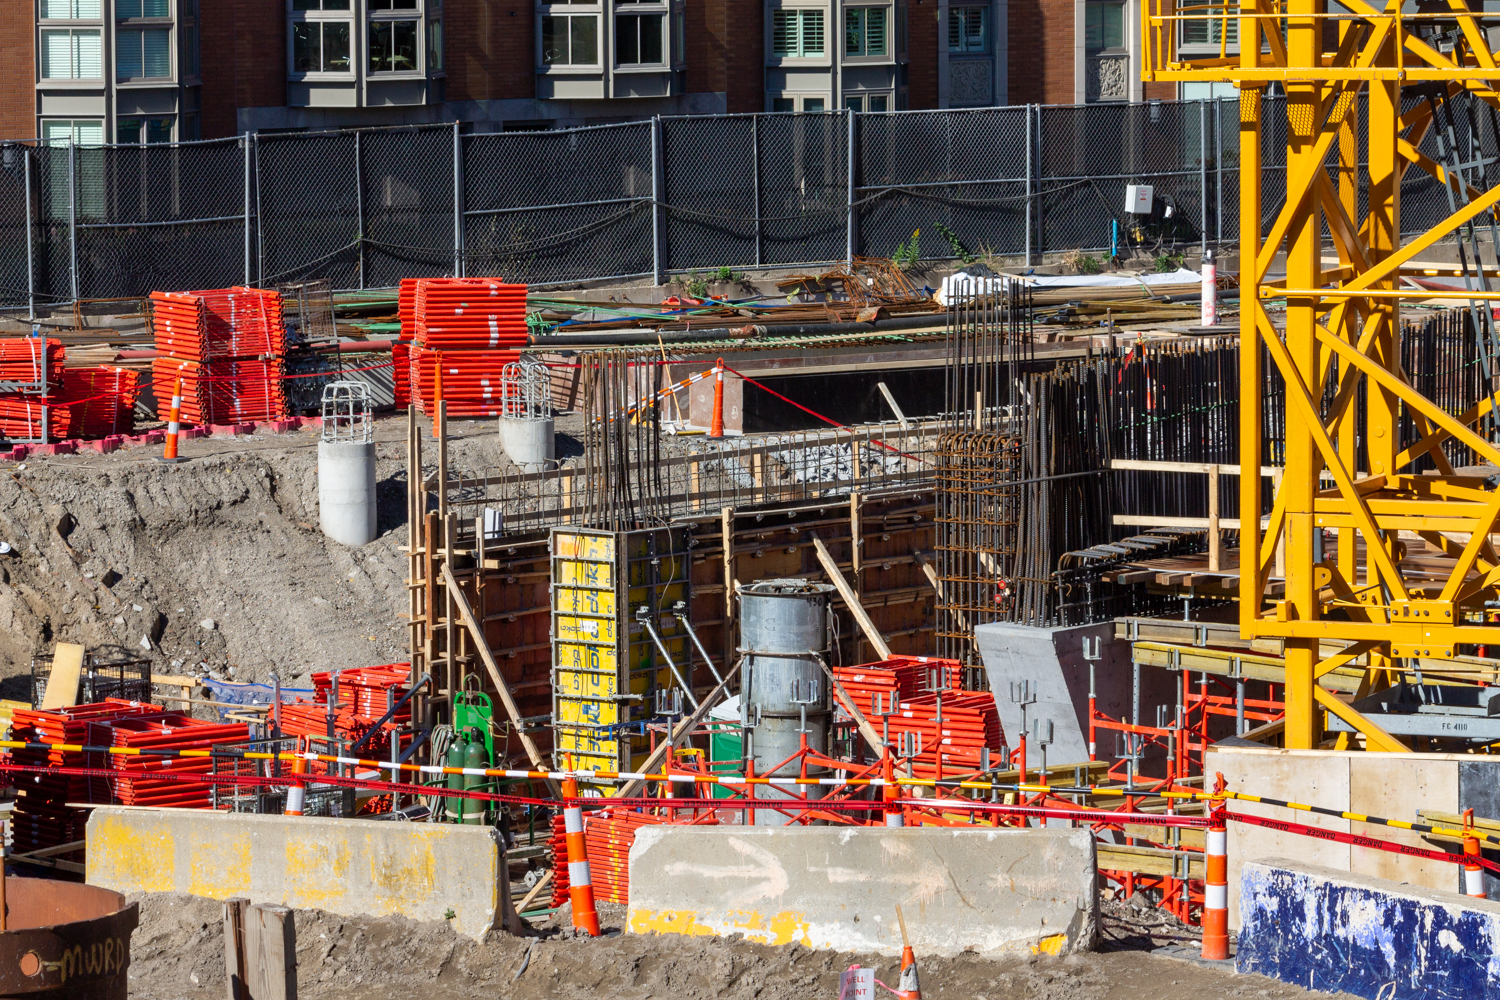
<box><xmin>201</xmin><ymin>0</ymin><xmax>286</xmax><ymax>138</ymax></box>
<box><xmin>445</xmin><ymin>0</ymin><xmax>534</xmax><ymax>103</ymax></box>
<box><xmin>694</xmin><ymin>0</ymin><xmax>763</xmax><ymax>114</ymax></box>
<box><xmin>1007</xmin><ymin>0</ymin><xmax>1074</xmax><ymax>105</ymax></box>
<box><xmin>906</xmin><ymin>1</ymin><xmax>938</xmax><ymax>109</ymax></box>
<box><xmin>0</xmin><ymin>2</ymin><xmax>36</xmax><ymax>139</ymax></box>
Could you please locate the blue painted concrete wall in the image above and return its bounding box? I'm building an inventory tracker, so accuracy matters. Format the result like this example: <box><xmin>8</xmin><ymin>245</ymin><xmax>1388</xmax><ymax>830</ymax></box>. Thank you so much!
<box><xmin>1238</xmin><ymin>860</ymin><xmax>1500</xmax><ymax>1000</ymax></box>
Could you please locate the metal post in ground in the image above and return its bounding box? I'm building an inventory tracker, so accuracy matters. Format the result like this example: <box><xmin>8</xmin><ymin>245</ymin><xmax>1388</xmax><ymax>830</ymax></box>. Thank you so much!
<box><xmin>355</xmin><ymin>130</ymin><xmax>365</xmax><ymax>290</ymax></box>
<box><xmin>67</xmin><ymin>137</ymin><xmax>78</xmax><ymax>305</ymax></box>
<box><xmin>243</xmin><ymin>133</ymin><xmax>252</xmax><ymax>286</ymax></box>
<box><xmin>1199</xmin><ymin>99</ymin><xmax>1209</xmax><ymax>260</ymax></box>
<box><xmin>452</xmin><ymin>122</ymin><xmax>463</xmax><ymax>278</ymax></box>
<box><xmin>752</xmin><ymin>114</ymin><xmax>762</xmax><ymax>268</ymax></box>
<box><xmin>1215</xmin><ymin>98</ymin><xmax>1224</xmax><ymax>245</ymax></box>
<box><xmin>1024</xmin><ymin>106</ymin><xmax>1033</xmax><ymax>265</ymax></box>
<box><xmin>651</xmin><ymin>116</ymin><xmax>663</xmax><ymax>286</ymax></box>
<box><xmin>846</xmin><ymin>109</ymin><xmax>856</xmax><ymax>266</ymax></box>
<box><xmin>24</xmin><ymin>145</ymin><xmax>34</xmax><ymax>321</ymax></box>
<box><xmin>253</xmin><ymin>132</ymin><xmax>264</xmax><ymax>285</ymax></box>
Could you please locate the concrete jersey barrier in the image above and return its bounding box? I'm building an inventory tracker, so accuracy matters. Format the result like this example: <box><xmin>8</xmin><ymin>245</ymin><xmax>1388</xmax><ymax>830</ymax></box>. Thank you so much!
<box><xmin>85</xmin><ymin>807</ymin><xmax>504</xmax><ymax>940</ymax></box>
<box><xmin>627</xmin><ymin>826</ymin><xmax>1097</xmax><ymax>957</ymax></box>
<box><xmin>1238</xmin><ymin>859</ymin><xmax>1500</xmax><ymax>999</ymax></box>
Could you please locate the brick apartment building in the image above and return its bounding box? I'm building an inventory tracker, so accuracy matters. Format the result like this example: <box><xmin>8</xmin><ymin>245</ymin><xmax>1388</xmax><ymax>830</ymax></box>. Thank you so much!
<box><xmin>0</xmin><ymin>0</ymin><xmax>1211</xmax><ymax>143</ymax></box>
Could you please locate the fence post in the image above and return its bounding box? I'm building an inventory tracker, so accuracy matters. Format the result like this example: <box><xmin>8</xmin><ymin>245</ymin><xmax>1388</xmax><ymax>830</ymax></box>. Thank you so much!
<box><xmin>452</xmin><ymin>121</ymin><xmax>463</xmax><ymax>278</ymax></box>
<box><xmin>1199</xmin><ymin>99</ymin><xmax>1209</xmax><ymax>259</ymax></box>
<box><xmin>24</xmin><ymin>146</ymin><xmax>34</xmax><ymax>321</ymax></box>
<box><xmin>846</xmin><ymin>109</ymin><xmax>857</xmax><ymax>265</ymax></box>
<box><xmin>752</xmin><ymin>114</ymin><xmax>762</xmax><ymax>269</ymax></box>
<box><xmin>68</xmin><ymin>136</ymin><xmax>78</xmax><ymax>304</ymax></box>
<box><xmin>253</xmin><ymin>132</ymin><xmax>264</xmax><ymax>285</ymax></box>
<box><xmin>243</xmin><ymin>135</ymin><xmax>252</xmax><ymax>286</ymax></box>
<box><xmin>355</xmin><ymin>129</ymin><xmax>365</xmax><ymax>290</ymax></box>
<box><xmin>651</xmin><ymin>116</ymin><xmax>664</xmax><ymax>285</ymax></box>
<box><xmin>1215</xmin><ymin>98</ymin><xmax>1224</xmax><ymax>245</ymax></box>
<box><xmin>1024</xmin><ymin>106</ymin><xmax>1034</xmax><ymax>265</ymax></box>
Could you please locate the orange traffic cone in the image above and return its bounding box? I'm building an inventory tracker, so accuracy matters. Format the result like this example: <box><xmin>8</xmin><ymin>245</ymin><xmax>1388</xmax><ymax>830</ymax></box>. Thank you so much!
<box><xmin>894</xmin><ymin>905</ymin><xmax>921</xmax><ymax>999</ymax></box>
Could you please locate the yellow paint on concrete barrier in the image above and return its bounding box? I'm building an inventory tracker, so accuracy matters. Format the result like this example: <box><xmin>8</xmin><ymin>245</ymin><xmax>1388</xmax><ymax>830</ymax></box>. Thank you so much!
<box><xmin>86</xmin><ymin>807</ymin><xmax>503</xmax><ymax>940</ymax></box>
<box><xmin>628</xmin><ymin>908</ymin><xmax>815</xmax><ymax>948</ymax></box>
<box><xmin>90</xmin><ymin>812</ymin><xmax>176</xmax><ymax>894</ymax></box>
<box><xmin>1031</xmin><ymin>934</ymin><xmax>1068</xmax><ymax>956</ymax></box>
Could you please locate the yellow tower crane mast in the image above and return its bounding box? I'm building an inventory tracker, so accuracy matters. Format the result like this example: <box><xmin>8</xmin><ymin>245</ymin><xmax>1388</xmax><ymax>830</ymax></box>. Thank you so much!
<box><xmin>1144</xmin><ymin>1</ymin><xmax>1500</xmax><ymax>750</ymax></box>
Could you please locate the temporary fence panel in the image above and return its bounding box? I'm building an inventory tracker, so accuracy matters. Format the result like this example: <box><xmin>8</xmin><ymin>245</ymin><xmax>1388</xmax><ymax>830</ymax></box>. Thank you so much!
<box><xmin>0</xmin><ymin>94</ymin><xmax>1485</xmax><ymax>310</ymax></box>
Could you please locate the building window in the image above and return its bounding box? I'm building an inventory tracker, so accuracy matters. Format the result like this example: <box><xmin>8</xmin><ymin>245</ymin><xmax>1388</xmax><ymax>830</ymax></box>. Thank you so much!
<box><xmin>1085</xmin><ymin>1</ymin><xmax>1124</xmax><ymax>54</ymax></box>
<box><xmin>428</xmin><ymin>12</ymin><xmax>443</xmax><ymax>70</ymax></box>
<box><xmin>369</xmin><ymin>19</ymin><xmax>419</xmax><ymax>71</ymax></box>
<box><xmin>40</xmin><ymin>29</ymin><xmax>102</xmax><ymax>79</ymax></box>
<box><xmin>42</xmin><ymin>119</ymin><xmax>103</xmax><ymax>145</ymax></box>
<box><xmin>845</xmin><ymin>95</ymin><xmax>862</xmax><ymax>112</ymax></box>
<box><xmin>772</xmin><ymin>96</ymin><xmax>795</xmax><ymax>112</ymax></box>
<box><xmin>771</xmin><ymin>9</ymin><xmax>824</xmax><ymax>57</ymax></box>
<box><xmin>541</xmin><ymin>14</ymin><xmax>598</xmax><ymax>65</ymax></box>
<box><xmin>116</xmin><ymin>0</ymin><xmax>168</xmax><ymax>16</ymax></box>
<box><xmin>293</xmin><ymin>21</ymin><xmax>351</xmax><ymax>71</ymax></box>
<box><xmin>803</xmin><ymin>96</ymin><xmax>825</xmax><ymax>112</ymax></box>
<box><xmin>845</xmin><ymin>7</ymin><xmax>887</xmax><ymax>57</ymax></box>
<box><xmin>40</xmin><ymin>0</ymin><xmax>102</xmax><ymax>16</ymax></box>
<box><xmin>1180</xmin><ymin>1</ymin><xmax>1237</xmax><ymax>48</ymax></box>
<box><xmin>770</xmin><ymin>95</ymin><xmax>825</xmax><ymax>112</ymax></box>
<box><xmin>117</xmin><ymin>117</ymin><xmax>174</xmax><ymax>143</ymax></box>
<box><xmin>869</xmin><ymin>93</ymin><xmax>888</xmax><ymax>111</ymax></box>
<box><xmin>292</xmin><ymin>0</ymin><xmax>351</xmax><ymax>8</ymax></box>
<box><xmin>117</xmin><ymin>28</ymin><xmax>172</xmax><ymax>80</ymax></box>
<box><xmin>948</xmin><ymin>5</ymin><xmax>987</xmax><ymax>53</ymax></box>
<box><xmin>616</xmin><ymin>13</ymin><xmax>664</xmax><ymax>65</ymax></box>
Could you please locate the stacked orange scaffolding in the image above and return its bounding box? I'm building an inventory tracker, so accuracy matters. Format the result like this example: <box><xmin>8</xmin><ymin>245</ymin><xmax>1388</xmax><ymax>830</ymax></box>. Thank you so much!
<box><xmin>0</xmin><ymin>338</ymin><xmax>66</xmax><ymax>439</ymax></box>
<box><xmin>150</xmin><ymin>287</ymin><xmax>289</xmax><ymax>424</ymax></box>
<box><xmin>406</xmin><ymin>278</ymin><xmax>528</xmax><ymax>417</ymax></box>
<box><xmin>834</xmin><ymin>656</ymin><xmax>1005</xmax><ymax>778</ymax></box>
<box><xmin>109</xmin><ymin>715</ymin><xmax>252</xmax><ymax>808</ymax></box>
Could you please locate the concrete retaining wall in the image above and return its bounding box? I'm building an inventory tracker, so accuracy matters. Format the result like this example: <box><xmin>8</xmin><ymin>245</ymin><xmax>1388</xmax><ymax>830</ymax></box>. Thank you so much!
<box><xmin>85</xmin><ymin>807</ymin><xmax>505</xmax><ymax>940</ymax></box>
<box><xmin>1239</xmin><ymin>859</ymin><xmax>1500</xmax><ymax>999</ymax></box>
<box><xmin>1204</xmin><ymin>745</ymin><xmax>1500</xmax><ymax>928</ymax></box>
<box><xmin>627</xmin><ymin>826</ymin><xmax>1097</xmax><ymax>957</ymax></box>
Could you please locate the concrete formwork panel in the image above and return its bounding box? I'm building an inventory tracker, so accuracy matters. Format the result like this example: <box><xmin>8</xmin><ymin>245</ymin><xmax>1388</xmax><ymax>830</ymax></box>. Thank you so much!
<box><xmin>85</xmin><ymin>807</ymin><xmax>505</xmax><ymax>940</ymax></box>
<box><xmin>626</xmin><ymin>826</ymin><xmax>1097</xmax><ymax>957</ymax></box>
<box><xmin>1238</xmin><ymin>860</ymin><xmax>1500</xmax><ymax>999</ymax></box>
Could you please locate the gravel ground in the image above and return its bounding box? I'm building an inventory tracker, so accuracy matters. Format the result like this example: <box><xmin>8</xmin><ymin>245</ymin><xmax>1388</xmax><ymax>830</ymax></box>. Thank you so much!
<box><xmin>0</xmin><ymin>411</ymin><xmax>582</xmax><ymax>690</ymax></box>
<box><xmin>124</xmin><ymin>891</ymin><xmax>1357</xmax><ymax>1000</ymax></box>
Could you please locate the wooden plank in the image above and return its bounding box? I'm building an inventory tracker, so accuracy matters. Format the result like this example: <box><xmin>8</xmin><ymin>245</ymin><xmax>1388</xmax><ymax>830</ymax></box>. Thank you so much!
<box><xmin>515</xmin><ymin>869</ymin><xmax>554</xmax><ymax>915</ymax></box>
<box><xmin>244</xmin><ymin>903</ymin><xmax>295</xmax><ymax>1000</ymax></box>
<box><xmin>812</xmin><ymin>535</ymin><xmax>892</xmax><ymax>659</ymax></box>
<box><xmin>441</xmin><ymin>562</ymin><xmax>550</xmax><ymax>775</ymax></box>
<box><xmin>40</xmin><ymin>643</ymin><xmax>84</xmax><ymax>710</ymax></box>
<box><xmin>224</xmin><ymin>897</ymin><xmax>249</xmax><ymax>1000</ymax></box>
<box><xmin>1097</xmin><ymin>844</ymin><xmax>1206</xmax><ymax>879</ymax></box>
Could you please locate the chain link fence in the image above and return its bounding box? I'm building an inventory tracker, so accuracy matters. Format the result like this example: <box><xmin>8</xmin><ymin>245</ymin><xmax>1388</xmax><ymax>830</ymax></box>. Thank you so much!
<box><xmin>0</xmin><ymin>91</ymin><xmax>1481</xmax><ymax>310</ymax></box>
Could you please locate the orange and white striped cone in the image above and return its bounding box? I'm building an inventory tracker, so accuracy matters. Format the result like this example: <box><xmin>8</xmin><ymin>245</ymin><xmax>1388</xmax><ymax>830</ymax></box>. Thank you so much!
<box><xmin>1201</xmin><ymin>804</ymin><xmax>1229</xmax><ymax>960</ymax></box>
<box><xmin>562</xmin><ymin>757</ymin><xmax>601</xmax><ymax>937</ymax></box>
<box><xmin>284</xmin><ymin>740</ymin><xmax>308</xmax><ymax>817</ymax></box>
<box><xmin>1463</xmin><ymin>811</ymin><xmax>1486</xmax><ymax>899</ymax></box>
<box><xmin>895</xmin><ymin>944</ymin><xmax>922</xmax><ymax>999</ymax></box>
<box><xmin>160</xmin><ymin>377</ymin><xmax>185</xmax><ymax>463</ymax></box>
<box><xmin>708</xmin><ymin>360</ymin><xmax>725</xmax><ymax>438</ymax></box>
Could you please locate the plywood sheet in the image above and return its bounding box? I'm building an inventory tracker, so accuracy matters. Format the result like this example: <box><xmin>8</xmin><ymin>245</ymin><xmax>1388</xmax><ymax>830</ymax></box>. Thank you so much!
<box><xmin>1205</xmin><ymin>747</ymin><xmax>1351</xmax><ymax>931</ymax></box>
<box><xmin>40</xmin><ymin>642</ymin><xmax>84</xmax><ymax>710</ymax></box>
<box><xmin>1349</xmin><ymin>755</ymin><xmax>1458</xmax><ymax>893</ymax></box>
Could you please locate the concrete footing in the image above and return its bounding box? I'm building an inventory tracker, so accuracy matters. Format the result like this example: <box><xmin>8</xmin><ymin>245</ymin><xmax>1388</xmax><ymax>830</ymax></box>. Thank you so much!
<box><xmin>627</xmin><ymin>826</ymin><xmax>1098</xmax><ymax>957</ymax></box>
<box><xmin>1238</xmin><ymin>859</ymin><xmax>1500</xmax><ymax>999</ymax></box>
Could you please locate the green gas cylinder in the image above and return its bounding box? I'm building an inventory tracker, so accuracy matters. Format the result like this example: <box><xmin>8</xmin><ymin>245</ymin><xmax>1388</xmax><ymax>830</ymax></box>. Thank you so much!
<box><xmin>445</xmin><ymin>733</ymin><xmax>467</xmax><ymax>823</ymax></box>
<box><xmin>462</xmin><ymin>728</ymin><xmax>488</xmax><ymax>825</ymax></box>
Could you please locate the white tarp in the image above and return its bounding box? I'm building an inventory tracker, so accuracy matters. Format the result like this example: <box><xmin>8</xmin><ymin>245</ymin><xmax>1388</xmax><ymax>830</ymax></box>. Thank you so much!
<box><xmin>937</xmin><ymin>268</ymin><xmax>1203</xmax><ymax>305</ymax></box>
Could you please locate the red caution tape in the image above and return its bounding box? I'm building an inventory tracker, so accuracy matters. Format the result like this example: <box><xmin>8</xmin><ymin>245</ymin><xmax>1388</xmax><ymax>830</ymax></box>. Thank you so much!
<box><xmin>1227</xmin><ymin>810</ymin><xmax>1500</xmax><ymax>876</ymax></box>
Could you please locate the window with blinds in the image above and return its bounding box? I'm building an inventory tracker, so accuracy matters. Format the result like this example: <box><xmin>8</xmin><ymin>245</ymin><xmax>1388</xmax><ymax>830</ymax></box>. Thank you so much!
<box><xmin>117</xmin><ymin>28</ymin><xmax>172</xmax><ymax>80</ymax></box>
<box><xmin>772</xmin><ymin>9</ymin><xmax>825</xmax><ymax>58</ymax></box>
<box><xmin>1179</xmin><ymin>2</ymin><xmax>1238</xmax><ymax>47</ymax></box>
<box><xmin>948</xmin><ymin>6</ymin><xmax>986</xmax><ymax>53</ymax></box>
<box><xmin>845</xmin><ymin>7</ymin><xmax>887</xmax><ymax>57</ymax></box>
<box><xmin>39</xmin><ymin>0</ymin><xmax>102</xmax><ymax>18</ymax></box>
<box><xmin>40</xmin><ymin>29</ymin><xmax>102</xmax><ymax>79</ymax></box>
<box><xmin>116</xmin><ymin>0</ymin><xmax>169</xmax><ymax>17</ymax></box>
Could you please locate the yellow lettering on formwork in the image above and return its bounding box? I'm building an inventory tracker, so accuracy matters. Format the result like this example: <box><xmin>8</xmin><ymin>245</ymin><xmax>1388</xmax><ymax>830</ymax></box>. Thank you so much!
<box><xmin>43</xmin><ymin>938</ymin><xmax>127</xmax><ymax>983</ymax></box>
<box><xmin>1030</xmin><ymin>934</ymin><xmax>1068</xmax><ymax>956</ymax></box>
<box><xmin>628</xmin><ymin>909</ymin><xmax>813</xmax><ymax>948</ymax></box>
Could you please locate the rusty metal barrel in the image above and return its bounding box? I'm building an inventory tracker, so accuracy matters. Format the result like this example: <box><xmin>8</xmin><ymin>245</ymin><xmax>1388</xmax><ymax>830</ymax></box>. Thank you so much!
<box><xmin>0</xmin><ymin>879</ymin><xmax>138</xmax><ymax>1000</ymax></box>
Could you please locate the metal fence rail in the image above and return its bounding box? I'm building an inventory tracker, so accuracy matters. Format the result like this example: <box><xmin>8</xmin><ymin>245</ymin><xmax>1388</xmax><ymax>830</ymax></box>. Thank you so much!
<box><xmin>0</xmin><ymin>91</ymin><xmax>1478</xmax><ymax>310</ymax></box>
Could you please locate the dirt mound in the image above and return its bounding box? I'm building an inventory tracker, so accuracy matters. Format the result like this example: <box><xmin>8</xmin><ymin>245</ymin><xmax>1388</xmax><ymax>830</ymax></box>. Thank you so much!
<box><xmin>0</xmin><ymin>414</ymin><xmax>566</xmax><ymax>688</ymax></box>
<box><xmin>123</xmin><ymin>892</ymin><xmax>1352</xmax><ymax>1000</ymax></box>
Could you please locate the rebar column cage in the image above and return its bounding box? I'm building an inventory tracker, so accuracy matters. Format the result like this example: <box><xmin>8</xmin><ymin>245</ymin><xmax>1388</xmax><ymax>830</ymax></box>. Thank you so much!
<box><xmin>1144</xmin><ymin>1</ymin><xmax>1500</xmax><ymax>750</ymax></box>
<box><xmin>321</xmin><ymin>381</ymin><xmax>373</xmax><ymax>443</ymax></box>
<box><xmin>501</xmin><ymin>358</ymin><xmax>551</xmax><ymax>421</ymax></box>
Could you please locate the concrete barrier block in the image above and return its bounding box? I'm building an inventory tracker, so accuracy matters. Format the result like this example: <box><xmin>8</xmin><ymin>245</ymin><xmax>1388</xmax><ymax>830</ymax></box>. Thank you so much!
<box><xmin>1238</xmin><ymin>859</ymin><xmax>1500</xmax><ymax>999</ymax></box>
<box><xmin>183</xmin><ymin>426</ymin><xmax>210</xmax><ymax>440</ymax></box>
<box><xmin>86</xmin><ymin>436</ymin><xmax>123</xmax><ymax>454</ymax></box>
<box><xmin>85</xmin><ymin>807</ymin><xmax>505</xmax><ymax>940</ymax></box>
<box><xmin>627</xmin><ymin>826</ymin><xmax>1097</xmax><ymax>957</ymax></box>
<box><xmin>209</xmin><ymin>422</ymin><xmax>254</xmax><ymax>437</ymax></box>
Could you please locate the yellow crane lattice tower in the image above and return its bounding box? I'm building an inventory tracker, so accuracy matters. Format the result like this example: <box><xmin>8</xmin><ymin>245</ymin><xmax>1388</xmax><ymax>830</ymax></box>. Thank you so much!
<box><xmin>1144</xmin><ymin>1</ymin><xmax>1500</xmax><ymax>750</ymax></box>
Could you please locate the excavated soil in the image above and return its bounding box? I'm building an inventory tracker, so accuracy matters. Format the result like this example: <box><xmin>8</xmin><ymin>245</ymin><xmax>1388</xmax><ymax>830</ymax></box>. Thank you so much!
<box><xmin>0</xmin><ymin>413</ymin><xmax>581</xmax><ymax>690</ymax></box>
<box><xmin>125</xmin><ymin>892</ymin><xmax>1356</xmax><ymax>1000</ymax></box>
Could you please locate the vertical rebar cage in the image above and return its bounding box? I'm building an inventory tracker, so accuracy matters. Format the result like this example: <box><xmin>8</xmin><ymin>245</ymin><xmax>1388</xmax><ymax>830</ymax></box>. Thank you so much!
<box><xmin>501</xmin><ymin>358</ymin><xmax>550</xmax><ymax>421</ymax></box>
<box><xmin>321</xmin><ymin>380</ymin><xmax>372</xmax><ymax>443</ymax></box>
